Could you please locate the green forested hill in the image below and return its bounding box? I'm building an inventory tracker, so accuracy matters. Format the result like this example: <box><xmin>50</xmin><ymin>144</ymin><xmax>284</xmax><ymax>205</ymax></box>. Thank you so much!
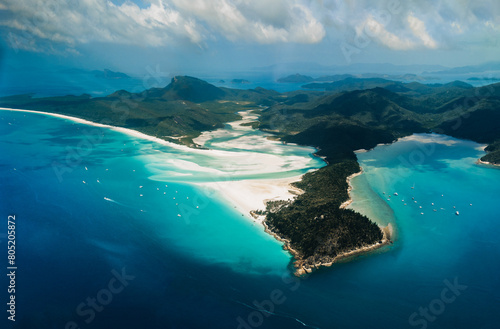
<box><xmin>260</xmin><ymin>81</ymin><xmax>500</xmax><ymax>163</ymax></box>
<box><xmin>0</xmin><ymin>76</ymin><xmax>282</xmax><ymax>146</ymax></box>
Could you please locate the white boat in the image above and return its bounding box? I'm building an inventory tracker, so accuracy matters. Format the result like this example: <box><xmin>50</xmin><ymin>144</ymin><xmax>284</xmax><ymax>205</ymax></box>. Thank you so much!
<box><xmin>394</xmin><ymin>192</ymin><xmax>398</xmax><ymax>196</ymax></box>
<box><xmin>455</xmin><ymin>211</ymin><xmax>459</xmax><ymax>216</ymax></box>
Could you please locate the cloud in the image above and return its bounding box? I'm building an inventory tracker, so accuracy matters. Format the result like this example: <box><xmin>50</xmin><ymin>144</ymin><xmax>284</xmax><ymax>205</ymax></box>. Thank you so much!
<box><xmin>320</xmin><ymin>0</ymin><xmax>500</xmax><ymax>51</ymax></box>
<box><xmin>170</xmin><ymin>0</ymin><xmax>325</xmax><ymax>44</ymax></box>
<box><xmin>0</xmin><ymin>0</ymin><xmax>204</xmax><ymax>53</ymax></box>
<box><xmin>0</xmin><ymin>0</ymin><xmax>326</xmax><ymax>53</ymax></box>
<box><xmin>1</xmin><ymin>0</ymin><xmax>499</xmax><ymax>56</ymax></box>
<box><xmin>407</xmin><ymin>14</ymin><xmax>437</xmax><ymax>49</ymax></box>
<box><xmin>360</xmin><ymin>17</ymin><xmax>416</xmax><ymax>50</ymax></box>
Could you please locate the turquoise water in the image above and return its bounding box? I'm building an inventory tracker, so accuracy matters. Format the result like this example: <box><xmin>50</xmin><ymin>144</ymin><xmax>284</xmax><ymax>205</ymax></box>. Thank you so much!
<box><xmin>348</xmin><ymin>134</ymin><xmax>500</xmax><ymax>327</ymax></box>
<box><xmin>1</xmin><ymin>111</ymin><xmax>499</xmax><ymax>329</ymax></box>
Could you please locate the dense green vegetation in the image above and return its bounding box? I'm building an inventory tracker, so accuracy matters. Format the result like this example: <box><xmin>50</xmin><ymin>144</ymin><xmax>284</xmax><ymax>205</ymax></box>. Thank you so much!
<box><xmin>2</xmin><ymin>75</ymin><xmax>499</xmax><ymax>275</ymax></box>
<box><xmin>265</xmin><ymin>162</ymin><xmax>383</xmax><ymax>270</ymax></box>
<box><xmin>482</xmin><ymin>140</ymin><xmax>500</xmax><ymax>164</ymax></box>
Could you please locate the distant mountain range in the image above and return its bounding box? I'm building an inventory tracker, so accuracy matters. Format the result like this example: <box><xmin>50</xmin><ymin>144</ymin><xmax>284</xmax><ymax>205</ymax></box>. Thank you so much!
<box><xmin>277</xmin><ymin>74</ymin><xmax>315</xmax><ymax>83</ymax></box>
<box><xmin>53</xmin><ymin>68</ymin><xmax>131</xmax><ymax>79</ymax></box>
<box><xmin>0</xmin><ymin>66</ymin><xmax>141</xmax><ymax>98</ymax></box>
<box><xmin>91</xmin><ymin>69</ymin><xmax>131</xmax><ymax>80</ymax></box>
<box><xmin>272</xmin><ymin>62</ymin><xmax>500</xmax><ymax>88</ymax></box>
<box><xmin>278</xmin><ymin>73</ymin><xmax>429</xmax><ymax>85</ymax></box>
<box><xmin>424</xmin><ymin>61</ymin><xmax>500</xmax><ymax>75</ymax></box>
<box><xmin>256</xmin><ymin>62</ymin><xmax>448</xmax><ymax>75</ymax></box>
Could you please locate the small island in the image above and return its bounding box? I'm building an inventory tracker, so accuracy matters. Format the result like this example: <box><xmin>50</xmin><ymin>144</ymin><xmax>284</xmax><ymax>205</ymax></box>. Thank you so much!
<box><xmin>277</xmin><ymin>73</ymin><xmax>314</xmax><ymax>83</ymax></box>
<box><xmin>231</xmin><ymin>79</ymin><xmax>250</xmax><ymax>84</ymax></box>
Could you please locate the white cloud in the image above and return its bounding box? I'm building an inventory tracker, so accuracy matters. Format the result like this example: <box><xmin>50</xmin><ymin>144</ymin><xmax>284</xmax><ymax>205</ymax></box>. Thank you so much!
<box><xmin>361</xmin><ymin>16</ymin><xmax>416</xmax><ymax>50</ymax></box>
<box><xmin>319</xmin><ymin>0</ymin><xmax>500</xmax><ymax>52</ymax></box>
<box><xmin>0</xmin><ymin>0</ymin><xmax>326</xmax><ymax>53</ymax></box>
<box><xmin>0</xmin><ymin>0</ymin><xmax>205</xmax><ymax>53</ymax></box>
<box><xmin>1</xmin><ymin>0</ymin><xmax>499</xmax><ymax>55</ymax></box>
<box><xmin>407</xmin><ymin>14</ymin><xmax>437</xmax><ymax>49</ymax></box>
<box><xmin>170</xmin><ymin>0</ymin><xmax>324</xmax><ymax>44</ymax></box>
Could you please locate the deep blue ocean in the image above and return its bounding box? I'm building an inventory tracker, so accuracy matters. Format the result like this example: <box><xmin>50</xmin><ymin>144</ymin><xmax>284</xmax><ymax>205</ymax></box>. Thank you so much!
<box><xmin>1</xmin><ymin>109</ymin><xmax>499</xmax><ymax>329</ymax></box>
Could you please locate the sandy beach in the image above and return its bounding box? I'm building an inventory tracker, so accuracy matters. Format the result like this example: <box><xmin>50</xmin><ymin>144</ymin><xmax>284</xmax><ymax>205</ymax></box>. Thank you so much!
<box><xmin>0</xmin><ymin>107</ymin><xmax>185</xmax><ymax>149</ymax></box>
<box><xmin>339</xmin><ymin>169</ymin><xmax>363</xmax><ymax>209</ymax></box>
<box><xmin>195</xmin><ymin>176</ymin><xmax>304</xmax><ymax>222</ymax></box>
<box><xmin>190</xmin><ymin>110</ymin><xmax>311</xmax><ymax>220</ymax></box>
<box><xmin>476</xmin><ymin>159</ymin><xmax>500</xmax><ymax>167</ymax></box>
<box><xmin>1</xmin><ymin>107</ymin><xmax>313</xmax><ymax>224</ymax></box>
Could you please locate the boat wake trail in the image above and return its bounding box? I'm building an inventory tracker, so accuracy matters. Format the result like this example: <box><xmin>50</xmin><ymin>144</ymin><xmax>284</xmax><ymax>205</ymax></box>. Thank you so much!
<box><xmin>232</xmin><ymin>299</ymin><xmax>321</xmax><ymax>329</ymax></box>
<box><xmin>103</xmin><ymin>196</ymin><xmax>146</xmax><ymax>213</ymax></box>
<box><xmin>104</xmin><ymin>196</ymin><xmax>119</xmax><ymax>203</ymax></box>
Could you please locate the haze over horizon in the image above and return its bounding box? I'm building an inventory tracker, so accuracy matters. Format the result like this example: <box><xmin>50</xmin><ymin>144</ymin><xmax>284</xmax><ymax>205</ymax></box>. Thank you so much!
<box><xmin>1</xmin><ymin>0</ymin><xmax>500</xmax><ymax>80</ymax></box>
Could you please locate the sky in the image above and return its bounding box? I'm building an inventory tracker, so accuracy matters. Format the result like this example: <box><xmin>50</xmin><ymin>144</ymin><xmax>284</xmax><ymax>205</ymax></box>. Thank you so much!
<box><xmin>0</xmin><ymin>0</ymin><xmax>500</xmax><ymax>78</ymax></box>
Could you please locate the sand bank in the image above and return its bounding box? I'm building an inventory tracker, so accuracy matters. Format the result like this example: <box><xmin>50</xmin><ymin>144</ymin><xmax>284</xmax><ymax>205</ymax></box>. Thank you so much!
<box><xmin>194</xmin><ymin>176</ymin><xmax>304</xmax><ymax>222</ymax></box>
<box><xmin>1</xmin><ymin>107</ymin><xmax>312</xmax><ymax>222</ymax></box>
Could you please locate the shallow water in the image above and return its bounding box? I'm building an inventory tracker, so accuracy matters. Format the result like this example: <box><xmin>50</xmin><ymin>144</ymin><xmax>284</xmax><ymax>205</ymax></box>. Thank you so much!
<box><xmin>1</xmin><ymin>111</ymin><xmax>499</xmax><ymax>329</ymax></box>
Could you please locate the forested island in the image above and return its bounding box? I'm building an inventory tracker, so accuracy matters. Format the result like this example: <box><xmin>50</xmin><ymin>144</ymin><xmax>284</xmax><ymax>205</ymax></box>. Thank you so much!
<box><xmin>2</xmin><ymin>76</ymin><xmax>499</xmax><ymax>275</ymax></box>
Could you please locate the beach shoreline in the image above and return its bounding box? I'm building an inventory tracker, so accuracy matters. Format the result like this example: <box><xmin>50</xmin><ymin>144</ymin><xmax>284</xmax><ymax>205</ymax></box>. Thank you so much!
<box><xmin>0</xmin><ymin>107</ymin><xmax>188</xmax><ymax>150</ymax></box>
<box><xmin>339</xmin><ymin>169</ymin><xmax>364</xmax><ymax>209</ymax></box>
<box><xmin>2</xmin><ymin>107</ymin><xmax>391</xmax><ymax>277</ymax></box>
<box><xmin>1</xmin><ymin>107</ymin><xmax>315</xmax><ymax>223</ymax></box>
<box><xmin>476</xmin><ymin>159</ymin><xmax>500</xmax><ymax>167</ymax></box>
